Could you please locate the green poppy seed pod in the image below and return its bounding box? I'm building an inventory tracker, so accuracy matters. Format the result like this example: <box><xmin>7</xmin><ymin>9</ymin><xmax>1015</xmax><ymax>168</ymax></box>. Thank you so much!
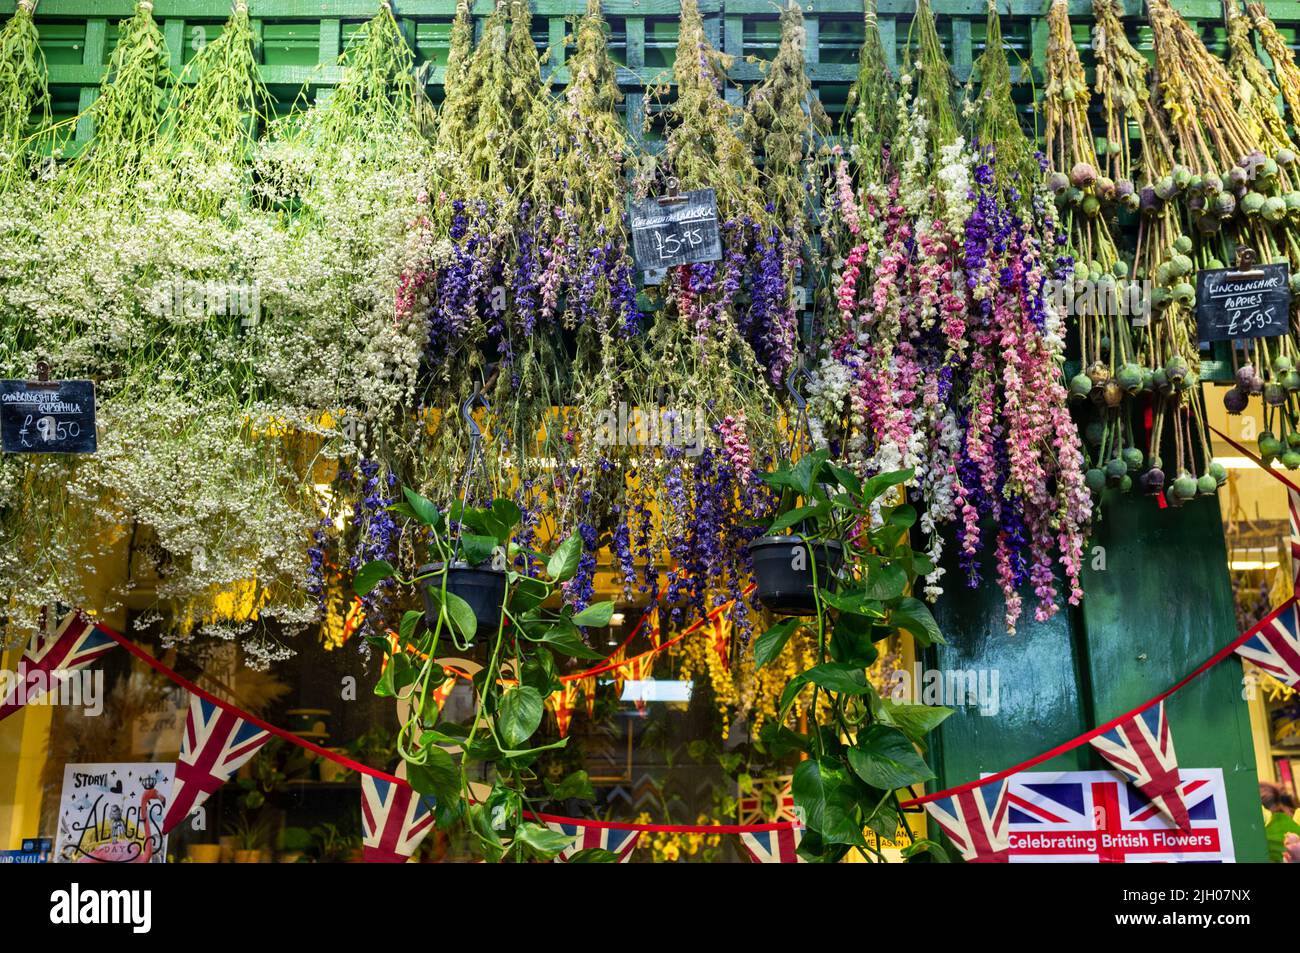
<box><xmin>1196</xmin><ymin>214</ymin><xmax>1223</xmax><ymax>235</ymax></box>
<box><xmin>1112</xmin><ymin>259</ymin><xmax>1129</xmax><ymax>278</ymax></box>
<box><xmin>1283</xmin><ymin>370</ymin><xmax>1300</xmax><ymax>392</ymax></box>
<box><xmin>1209</xmin><ymin>461</ymin><xmax>1228</xmax><ymax>485</ymax></box>
<box><xmin>1122</xmin><ymin>191</ymin><xmax>1141</xmax><ymax>212</ymax></box>
<box><xmin>1241</xmin><ymin>191</ymin><xmax>1266</xmax><ymax>216</ymax></box>
<box><xmin>1105</xmin><ymin>458</ymin><xmax>1129</xmax><ymax>484</ymax></box>
<box><xmin>1213</xmin><ymin>192</ymin><xmax>1237</xmax><ymax>218</ymax></box>
<box><xmin>1275</xmin><ymin>354</ymin><xmax>1295</xmax><ymax>373</ymax></box>
<box><xmin>1289</xmin><ymin>273</ymin><xmax>1300</xmax><ymax>295</ymax></box>
<box><xmin>1259</xmin><ymin>432</ymin><xmax>1283</xmax><ymax>460</ymax></box>
<box><xmin>1151</xmin><ymin>286</ymin><xmax>1170</xmax><ymax>308</ymax></box>
<box><xmin>1173</xmin><ymin>473</ymin><xmax>1199</xmax><ymax>500</ymax></box>
<box><xmin>1154</xmin><ymin>176</ymin><xmax>1177</xmax><ymax>200</ymax></box>
<box><xmin>1148</xmin><ymin>454</ymin><xmax>1164</xmax><ymax>472</ymax></box>
<box><xmin>1170</xmin><ymin>253</ymin><xmax>1193</xmax><ymax>276</ymax></box>
<box><xmin>1070</xmin><ymin>373</ymin><xmax>1093</xmax><ymax>399</ymax></box>
<box><xmin>1207</xmin><ymin>257</ymin><xmax>1225</xmax><ymax>269</ymax></box>
<box><xmin>1086</xmin><ymin>468</ymin><xmax>1106</xmax><ymax>493</ymax></box>
<box><xmin>1285</xmin><ymin>192</ymin><xmax>1300</xmax><ymax>212</ymax></box>
<box><xmin>1201</xmin><ymin>174</ymin><xmax>1223</xmax><ymax>194</ymax></box>
<box><xmin>1173</xmin><ymin>235</ymin><xmax>1194</xmax><ymax>254</ymax></box>
<box><xmin>1172</xmin><ymin>282</ymin><xmax>1196</xmax><ymax>306</ymax></box>
<box><xmin>1188</xmin><ymin>174</ymin><xmax>1204</xmax><ymax>193</ymax></box>
<box><xmin>1119</xmin><ymin>475</ymin><xmax>1133</xmax><ymax>492</ymax></box>
<box><xmin>1082</xmin><ymin>195</ymin><xmax>1101</xmax><ymax>217</ymax></box>
<box><xmin>1165</xmin><ymin>355</ymin><xmax>1189</xmax><ymax>384</ymax></box>
<box><xmin>1278</xmin><ymin>148</ymin><xmax>1297</xmax><ymax>166</ymax></box>
<box><xmin>1197</xmin><ymin>474</ymin><xmax>1218</xmax><ymax>495</ymax></box>
<box><xmin>1122</xmin><ymin>446</ymin><xmax>1145</xmax><ymax>472</ymax></box>
<box><xmin>1288</xmin><ymin>431</ymin><xmax>1300</xmax><ymax>450</ymax></box>
<box><xmin>1085</xmin><ymin>421</ymin><xmax>1106</xmax><ymax>446</ymax></box>
<box><xmin>1259</xmin><ymin>157</ymin><xmax>1280</xmax><ymax>183</ymax></box>
<box><xmin>1116</xmin><ymin>363</ymin><xmax>1143</xmax><ymax>393</ymax></box>
<box><xmin>1154</xmin><ymin>263</ymin><xmax>1172</xmax><ymax>286</ymax></box>
<box><xmin>1172</xmin><ymin>165</ymin><xmax>1193</xmax><ymax>190</ymax></box>
<box><xmin>1263</xmin><ymin>196</ymin><xmax>1288</xmax><ymax>222</ymax></box>
<box><xmin>1065</xmin><ymin>186</ymin><xmax>1084</xmax><ymax>205</ymax></box>
<box><xmin>1140</xmin><ymin>368</ymin><xmax>1156</xmax><ymax>392</ymax></box>
<box><xmin>1284</xmin><ymin>451</ymin><xmax>1300</xmax><ymax>471</ymax></box>
<box><xmin>1097</xmin><ymin>176</ymin><xmax>1117</xmax><ymax>200</ymax></box>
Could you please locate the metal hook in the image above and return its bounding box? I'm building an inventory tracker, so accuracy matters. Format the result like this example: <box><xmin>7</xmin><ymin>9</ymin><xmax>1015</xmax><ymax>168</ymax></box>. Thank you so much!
<box><xmin>785</xmin><ymin>357</ymin><xmax>811</xmax><ymax>460</ymax></box>
<box><xmin>452</xmin><ymin>364</ymin><xmax>498</xmax><ymax>564</ymax></box>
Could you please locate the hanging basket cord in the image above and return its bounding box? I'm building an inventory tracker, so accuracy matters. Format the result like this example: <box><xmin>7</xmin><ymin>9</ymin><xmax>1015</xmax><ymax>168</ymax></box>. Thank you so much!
<box><xmin>450</xmin><ymin>364</ymin><xmax>499</xmax><ymax>564</ymax></box>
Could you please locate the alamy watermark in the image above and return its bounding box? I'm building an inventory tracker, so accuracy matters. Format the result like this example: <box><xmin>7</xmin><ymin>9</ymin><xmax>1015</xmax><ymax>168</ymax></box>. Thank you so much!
<box><xmin>887</xmin><ymin>663</ymin><xmax>1001</xmax><ymax>716</ymax></box>
<box><xmin>593</xmin><ymin>403</ymin><xmax>707</xmax><ymax>457</ymax></box>
<box><xmin>0</xmin><ymin>665</ymin><xmax>104</xmax><ymax>716</ymax></box>
<box><xmin>1044</xmin><ymin>277</ymin><xmax>1155</xmax><ymax>323</ymax></box>
<box><xmin>148</xmin><ymin>278</ymin><xmax>262</xmax><ymax>327</ymax></box>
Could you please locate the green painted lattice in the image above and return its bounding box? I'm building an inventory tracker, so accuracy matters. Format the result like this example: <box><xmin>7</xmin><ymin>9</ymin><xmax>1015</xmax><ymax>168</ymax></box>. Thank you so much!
<box><xmin>9</xmin><ymin>0</ymin><xmax>1300</xmax><ymax>144</ymax></box>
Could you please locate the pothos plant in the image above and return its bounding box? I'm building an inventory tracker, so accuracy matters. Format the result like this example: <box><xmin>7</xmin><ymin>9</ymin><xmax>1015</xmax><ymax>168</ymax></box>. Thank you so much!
<box><xmin>354</xmin><ymin>487</ymin><xmax>620</xmax><ymax>862</ymax></box>
<box><xmin>751</xmin><ymin>452</ymin><xmax>954</xmax><ymax>863</ymax></box>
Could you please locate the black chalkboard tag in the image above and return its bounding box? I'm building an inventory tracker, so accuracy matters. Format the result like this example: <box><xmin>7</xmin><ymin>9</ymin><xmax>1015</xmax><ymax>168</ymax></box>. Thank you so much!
<box><xmin>1</xmin><ymin>378</ymin><xmax>97</xmax><ymax>453</ymax></box>
<box><xmin>1195</xmin><ymin>251</ymin><xmax>1290</xmax><ymax>343</ymax></box>
<box><xmin>629</xmin><ymin>186</ymin><xmax>723</xmax><ymax>271</ymax></box>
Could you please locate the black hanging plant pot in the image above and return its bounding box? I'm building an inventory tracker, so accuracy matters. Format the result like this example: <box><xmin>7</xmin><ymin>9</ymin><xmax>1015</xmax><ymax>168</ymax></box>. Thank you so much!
<box><xmin>747</xmin><ymin>536</ymin><xmax>844</xmax><ymax>616</ymax></box>
<box><xmin>418</xmin><ymin>561</ymin><xmax>508</xmax><ymax>636</ymax></box>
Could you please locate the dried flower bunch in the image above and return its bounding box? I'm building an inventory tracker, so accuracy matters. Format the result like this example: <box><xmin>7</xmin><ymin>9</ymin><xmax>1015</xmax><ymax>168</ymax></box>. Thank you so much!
<box><xmin>7</xmin><ymin>0</ymin><xmax>1288</xmax><ymax>667</ymax></box>
<box><xmin>808</xmin><ymin>0</ymin><xmax>1088</xmax><ymax>632</ymax></box>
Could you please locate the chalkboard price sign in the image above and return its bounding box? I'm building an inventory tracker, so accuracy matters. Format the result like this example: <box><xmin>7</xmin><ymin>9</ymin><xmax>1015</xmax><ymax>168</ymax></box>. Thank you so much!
<box><xmin>1</xmin><ymin>379</ymin><xmax>97</xmax><ymax>454</ymax></box>
<box><xmin>629</xmin><ymin>188</ymin><xmax>723</xmax><ymax>271</ymax></box>
<box><xmin>1195</xmin><ymin>261</ymin><xmax>1291</xmax><ymax>343</ymax></box>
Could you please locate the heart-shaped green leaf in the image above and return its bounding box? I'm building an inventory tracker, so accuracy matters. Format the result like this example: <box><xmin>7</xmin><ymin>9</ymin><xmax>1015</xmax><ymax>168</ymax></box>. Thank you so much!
<box><xmin>354</xmin><ymin>560</ymin><xmax>394</xmax><ymax>596</ymax></box>
<box><xmin>847</xmin><ymin>724</ymin><xmax>935</xmax><ymax>790</ymax></box>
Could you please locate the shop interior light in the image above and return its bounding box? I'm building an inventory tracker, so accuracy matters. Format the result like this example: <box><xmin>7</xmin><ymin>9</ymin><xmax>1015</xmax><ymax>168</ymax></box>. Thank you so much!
<box><xmin>620</xmin><ymin>680</ymin><xmax>693</xmax><ymax>703</ymax></box>
<box><xmin>1213</xmin><ymin>456</ymin><xmax>1287</xmax><ymax>470</ymax></box>
<box><xmin>1229</xmin><ymin>560</ymin><xmax>1280</xmax><ymax>570</ymax></box>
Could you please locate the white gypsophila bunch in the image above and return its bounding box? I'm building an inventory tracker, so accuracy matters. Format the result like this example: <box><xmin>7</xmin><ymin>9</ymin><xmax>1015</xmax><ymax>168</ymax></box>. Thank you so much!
<box><xmin>250</xmin><ymin>127</ymin><xmax>434</xmax><ymax>426</ymax></box>
<box><xmin>0</xmin><ymin>452</ymin><xmax>119</xmax><ymax>644</ymax></box>
<box><xmin>66</xmin><ymin>394</ymin><xmax>317</xmax><ymax>637</ymax></box>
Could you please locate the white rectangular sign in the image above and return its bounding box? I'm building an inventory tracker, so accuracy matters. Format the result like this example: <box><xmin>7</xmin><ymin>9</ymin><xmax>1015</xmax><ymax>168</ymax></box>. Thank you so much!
<box><xmin>1001</xmin><ymin>768</ymin><xmax>1235</xmax><ymax>863</ymax></box>
<box><xmin>54</xmin><ymin>763</ymin><xmax>174</xmax><ymax>864</ymax></box>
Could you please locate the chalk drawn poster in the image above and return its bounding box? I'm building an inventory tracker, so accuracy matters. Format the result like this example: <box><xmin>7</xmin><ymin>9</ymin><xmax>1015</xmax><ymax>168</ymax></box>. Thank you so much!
<box><xmin>53</xmin><ymin>763</ymin><xmax>173</xmax><ymax>863</ymax></box>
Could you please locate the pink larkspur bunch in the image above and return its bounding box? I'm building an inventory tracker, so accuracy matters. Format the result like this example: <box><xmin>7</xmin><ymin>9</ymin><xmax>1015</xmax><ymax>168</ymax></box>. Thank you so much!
<box><xmin>719</xmin><ymin>413</ymin><xmax>754</xmax><ymax>484</ymax></box>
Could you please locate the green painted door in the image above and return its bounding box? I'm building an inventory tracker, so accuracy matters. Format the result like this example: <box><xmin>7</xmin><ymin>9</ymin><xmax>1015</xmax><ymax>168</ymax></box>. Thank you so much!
<box><xmin>928</xmin><ymin>494</ymin><xmax>1267</xmax><ymax>862</ymax></box>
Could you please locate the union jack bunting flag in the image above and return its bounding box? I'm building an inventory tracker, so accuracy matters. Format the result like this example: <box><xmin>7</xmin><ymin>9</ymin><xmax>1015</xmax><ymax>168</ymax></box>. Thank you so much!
<box><xmin>361</xmin><ymin>776</ymin><xmax>436</xmax><ymax>863</ymax></box>
<box><xmin>1236</xmin><ymin>600</ymin><xmax>1300</xmax><ymax>689</ymax></box>
<box><xmin>543</xmin><ymin>821</ymin><xmax>641</xmax><ymax>862</ymax></box>
<box><xmin>1289</xmin><ymin>487</ymin><xmax>1300</xmax><ymax>590</ymax></box>
<box><xmin>0</xmin><ymin>614</ymin><xmax>116</xmax><ymax>723</ymax></box>
<box><xmin>739</xmin><ymin>826</ymin><xmax>805</xmax><ymax>863</ymax></box>
<box><xmin>162</xmin><ymin>695</ymin><xmax>271</xmax><ymax>834</ymax></box>
<box><xmin>1089</xmin><ymin>701</ymin><xmax>1190</xmax><ymax>831</ymax></box>
<box><xmin>923</xmin><ymin>780</ymin><xmax>1010</xmax><ymax>862</ymax></box>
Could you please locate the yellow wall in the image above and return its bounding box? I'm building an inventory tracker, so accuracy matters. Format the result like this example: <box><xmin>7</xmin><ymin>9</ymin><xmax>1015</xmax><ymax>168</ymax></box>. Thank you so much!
<box><xmin>0</xmin><ymin>536</ymin><xmax>130</xmax><ymax>850</ymax></box>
